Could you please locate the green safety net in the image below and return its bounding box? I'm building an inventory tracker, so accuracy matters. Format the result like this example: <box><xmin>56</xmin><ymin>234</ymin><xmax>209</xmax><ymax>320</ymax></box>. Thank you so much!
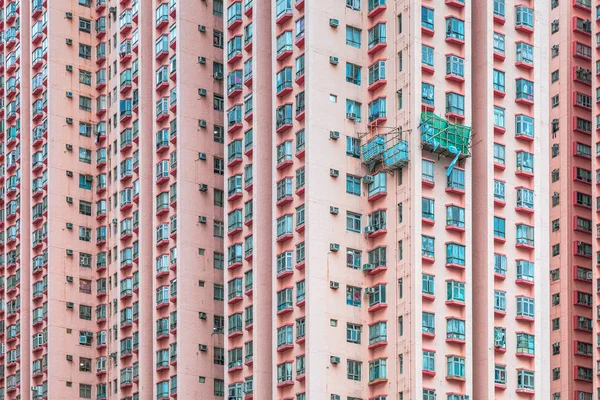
<box><xmin>420</xmin><ymin>112</ymin><xmax>471</xmax><ymax>157</ymax></box>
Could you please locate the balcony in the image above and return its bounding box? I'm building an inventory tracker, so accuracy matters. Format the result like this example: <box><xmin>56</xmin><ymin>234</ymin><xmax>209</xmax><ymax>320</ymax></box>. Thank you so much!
<box><xmin>276</xmin><ymin>0</ymin><xmax>292</xmax><ymax>24</ymax></box>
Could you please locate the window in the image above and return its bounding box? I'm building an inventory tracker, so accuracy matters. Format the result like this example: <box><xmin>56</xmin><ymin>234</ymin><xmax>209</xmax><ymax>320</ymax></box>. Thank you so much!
<box><xmin>493</xmin><ymin>69</ymin><xmax>505</xmax><ymax>92</ymax></box>
<box><xmin>517</xmin><ymin>370</ymin><xmax>535</xmax><ymax>391</ymax></box>
<box><xmin>422</xmin><ymin>236</ymin><xmax>435</xmax><ymax>258</ymax></box>
<box><xmin>493</xmin><ymin>32</ymin><xmax>505</xmax><ymax>54</ymax></box>
<box><xmin>423</xmin><ymin>274</ymin><xmax>434</xmax><ymax>296</ymax></box>
<box><xmin>422</xmin><ymin>159</ymin><xmax>434</xmax><ymax>183</ymax></box>
<box><xmin>79</xmin><ymin>44</ymin><xmax>92</xmax><ymax>59</ymax></box>
<box><xmin>79</xmin><ymin>18</ymin><xmax>92</xmax><ymax>33</ymax></box>
<box><xmin>517</xmin><ymin>296</ymin><xmax>535</xmax><ymax>318</ymax></box>
<box><xmin>446</xmin><ymin>92</ymin><xmax>465</xmax><ymax>116</ymax></box>
<box><xmin>517</xmin><ymin>151</ymin><xmax>534</xmax><ymax>174</ymax></box>
<box><xmin>422</xmin><ymin>198</ymin><xmax>434</xmax><ymax>221</ymax></box>
<box><xmin>346</xmin><ymin>212</ymin><xmax>362</xmax><ymax>233</ymax></box>
<box><xmin>346</xmin><ymin>248</ymin><xmax>362</xmax><ymax>270</ymax></box>
<box><xmin>446</xmin><ymin>55</ymin><xmax>464</xmax><ymax>77</ymax></box>
<box><xmin>493</xmin><ymin>217</ymin><xmax>505</xmax><ymax>239</ymax></box>
<box><xmin>80</xmin><ymin>384</ymin><xmax>92</xmax><ymax>398</ymax></box>
<box><xmin>346</xmin><ymin>0</ymin><xmax>360</xmax><ymax>10</ymax></box>
<box><xmin>346</xmin><ymin>323</ymin><xmax>362</xmax><ymax>344</ymax></box>
<box><xmin>516</xmin><ymin>42</ymin><xmax>534</xmax><ymax>66</ymax></box>
<box><xmin>346</xmin><ymin>100</ymin><xmax>362</xmax><ymax>121</ymax></box>
<box><xmin>516</xmin><ymin>6</ymin><xmax>534</xmax><ymax>30</ymax></box>
<box><xmin>346</xmin><ymin>175</ymin><xmax>361</xmax><ymax>196</ymax></box>
<box><xmin>551</xmin><ymin>70</ymin><xmax>559</xmax><ymax>83</ymax></box>
<box><xmin>346</xmin><ymin>137</ymin><xmax>360</xmax><ymax>158</ymax></box>
<box><xmin>368</xmin><ymin>359</ymin><xmax>387</xmax><ymax>383</ymax></box>
<box><xmin>80</xmin><ymin>305</ymin><xmax>92</xmax><ymax>320</ymax></box>
<box><xmin>79</xmin><ymin>70</ymin><xmax>92</xmax><ymax>85</ymax></box>
<box><xmin>422</xmin><ymin>45</ymin><xmax>434</xmax><ymax>67</ymax></box>
<box><xmin>422</xmin><ymin>312</ymin><xmax>435</xmax><ymax>334</ymax></box>
<box><xmin>446</xmin><ymin>17</ymin><xmax>464</xmax><ymax>41</ymax></box>
<box><xmin>347</xmin><ymin>360</ymin><xmax>362</xmax><ymax>381</ymax></box>
<box><xmin>447</xmin><ymin>168</ymin><xmax>465</xmax><ymax>190</ymax></box>
<box><xmin>447</xmin><ymin>318</ymin><xmax>465</xmax><ymax>341</ymax></box>
<box><xmin>346</xmin><ymin>286</ymin><xmax>361</xmax><ymax>307</ymax></box>
<box><xmin>447</xmin><ymin>356</ymin><xmax>465</xmax><ymax>378</ymax></box>
<box><xmin>422</xmin><ymin>83</ymin><xmax>434</xmax><ymax>106</ymax></box>
<box><xmin>446</xmin><ymin>280</ymin><xmax>465</xmax><ymax>302</ymax></box>
<box><xmin>495</xmin><ymin>365</ymin><xmax>506</xmax><ymax>385</ymax></box>
<box><xmin>494</xmin><ymin>290</ymin><xmax>506</xmax><ymax>312</ymax></box>
<box><xmin>79</xmin><ymin>96</ymin><xmax>92</xmax><ymax>112</ymax></box>
<box><xmin>368</xmin><ymin>23</ymin><xmax>386</xmax><ymax>50</ymax></box>
<box><xmin>493</xmin><ymin>180</ymin><xmax>505</xmax><ymax>202</ymax></box>
<box><xmin>516</xmin><ymin>78</ymin><xmax>534</xmax><ymax>102</ymax></box>
<box><xmin>214</xmin><ymin>0</ymin><xmax>223</xmax><ymax>16</ymax></box>
<box><xmin>346</xmin><ymin>63</ymin><xmax>361</xmax><ymax>85</ymax></box>
<box><xmin>493</xmin><ymin>0</ymin><xmax>505</xmax><ymax>17</ymax></box>
<box><xmin>346</xmin><ymin>26</ymin><xmax>361</xmax><ymax>48</ymax></box>
<box><xmin>423</xmin><ymin>350</ymin><xmax>435</xmax><ymax>373</ymax></box>
<box><xmin>422</xmin><ymin>7</ymin><xmax>434</xmax><ymax>30</ymax></box>
<box><xmin>494</xmin><ymin>106</ymin><xmax>505</xmax><ymax>128</ymax></box>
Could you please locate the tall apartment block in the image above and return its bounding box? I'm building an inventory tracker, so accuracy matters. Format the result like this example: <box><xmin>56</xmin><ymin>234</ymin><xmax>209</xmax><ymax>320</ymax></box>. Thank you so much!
<box><xmin>223</xmin><ymin>0</ymin><xmax>549</xmax><ymax>399</ymax></box>
<box><xmin>591</xmin><ymin>3</ymin><xmax>600</xmax><ymax>400</ymax></box>
<box><xmin>471</xmin><ymin>0</ymin><xmax>550</xmax><ymax>399</ymax></box>
<box><xmin>0</xmin><ymin>0</ymin><xmax>225</xmax><ymax>398</ymax></box>
<box><xmin>548</xmin><ymin>0</ymin><xmax>596</xmax><ymax>399</ymax></box>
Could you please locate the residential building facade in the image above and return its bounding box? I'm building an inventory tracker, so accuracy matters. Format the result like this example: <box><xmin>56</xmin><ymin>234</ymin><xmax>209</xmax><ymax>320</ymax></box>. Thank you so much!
<box><xmin>549</xmin><ymin>0</ymin><xmax>596</xmax><ymax>399</ymax></box>
<box><xmin>223</xmin><ymin>0</ymin><xmax>549</xmax><ymax>399</ymax></box>
<box><xmin>0</xmin><ymin>0</ymin><xmax>225</xmax><ymax>398</ymax></box>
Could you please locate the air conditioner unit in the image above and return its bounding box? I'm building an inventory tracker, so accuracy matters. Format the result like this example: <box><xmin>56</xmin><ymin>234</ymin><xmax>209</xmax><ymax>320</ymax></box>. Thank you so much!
<box><xmin>330</xmin><ymin>206</ymin><xmax>339</xmax><ymax>215</ymax></box>
<box><xmin>198</xmin><ymin>216</ymin><xmax>207</xmax><ymax>224</ymax></box>
<box><xmin>79</xmin><ymin>336</ymin><xmax>87</xmax><ymax>345</ymax></box>
<box><xmin>199</xmin><ymin>119</ymin><xmax>207</xmax><ymax>128</ymax></box>
<box><xmin>329</xmin><ymin>131</ymin><xmax>340</xmax><ymax>140</ymax></box>
<box><xmin>198</xmin><ymin>88</ymin><xmax>207</xmax><ymax>96</ymax></box>
<box><xmin>198</xmin><ymin>25</ymin><xmax>207</xmax><ymax>32</ymax></box>
<box><xmin>363</xmin><ymin>175</ymin><xmax>374</xmax><ymax>183</ymax></box>
<box><xmin>494</xmin><ymin>340</ymin><xmax>504</xmax><ymax>348</ymax></box>
<box><xmin>66</xmin><ymin>223</ymin><xmax>73</xmax><ymax>229</ymax></box>
<box><xmin>198</xmin><ymin>184</ymin><xmax>208</xmax><ymax>192</ymax></box>
<box><xmin>66</xmin><ymin>171</ymin><xmax>73</xmax><ymax>177</ymax></box>
<box><xmin>66</xmin><ymin>118</ymin><xmax>73</xmax><ymax>124</ymax></box>
<box><xmin>330</xmin><ymin>169</ymin><xmax>339</xmax><ymax>177</ymax></box>
<box><xmin>365</xmin><ymin>287</ymin><xmax>375</xmax><ymax>294</ymax></box>
<box><xmin>364</xmin><ymin>226</ymin><xmax>375</xmax><ymax>233</ymax></box>
<box><xmin>330</xmin><ymin>281</ymin><xmax>339</xmax><ymax>290</ymax></box>
<box><xmin>66</xmin><ymin>65</ymin><xmax>73</xmax><ymax>72</ymax></box>
<box><xmin>330</xmin><ymin>243</ymin><xmax>340</xmax><ymax>252</ymax></box>
<box><xmin>66</xmin><ymin>92</ymin><xmax>73</xmax><ymax>98</ymax></box>
<box><xmin>347</xmin><ymin>112</ymin><xmax>357</xmax><ymax>121</ymax></box>
<box><xmin>66</xmin><ymin>144</ymin><xmax>73</xmax><ymax>150</ymax></box>
<box><xmin>363</xmin><ymin>263</ymin><xmax>375</xmax><ymax>271</ymax></box>
<box><xmin>86</xmin><ymin>175</ymin><xmax>93</xmax><ymax>182</ymax></box>
<box><xmin>214</xmin><ymin>72</ymin><xmax>223</xmax><ymax>80</ymax></box>
<box><xmin>66</xmin><ymin>12</ymin><xmax>73</xmax><ymax>19</ymax></box>
<box><xmin>198</xmin><ymin>312</ymin><xmax>207</xmax><ymax>319</ymax></box>
<box><xmin>66</xmin><ymin>39</ymin><xmax>73</xmax><ymax>45</ymax></box>
<box><xmin>66</xmin><ymin>302</ymin><xmax>74</xmax><ymax>309</ymax></box>
<box><xmin>66</xmin><ymin>197</ymin><xmax>73</xmax><ymax>203</ymax></box>
<box><xmin>331</xmin><ymin>395</ymin><xmax>341</xmax><ymax>400</ymax></box>
<box><xmin>329</xmin><ymin>18</ymin><xmax>339</xmax><ymax>28</ymax></box>
<box><xmin>329</xmin><ymin>56</ymin><xmax>339</xmax><ymax>65</ymax></box>
<box><xmin>198</xmin><ymin>152</ymin><xmax>207</xmax><ymax>160</ymax></box>
<box><xmin>330</xmin><ymin>356</ymin><xmax>340</xmax><ymax>364</ymax></box>
<box><xmin>66</xmin><ymin>249</ymin><xmax>74</xmax><ymax>256</ymax></box>
<box><xmin>198</xmin><ymin>56</ymin><xmax>207</xmax><ymax>64</ymax></box>
<box><xmin>66</xmin><ymin>354</ymin><xmax>73</xmax><ymax>361</ymax></box>
<box><xmin>199</xmin><ymin>344</ymin><xmax>208</xmax><ymax>351</ymax></box>
<box><xmin>66</xmin><ymin>276</ymin><xmax>73</xmax><ymax>283</ymax></box>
